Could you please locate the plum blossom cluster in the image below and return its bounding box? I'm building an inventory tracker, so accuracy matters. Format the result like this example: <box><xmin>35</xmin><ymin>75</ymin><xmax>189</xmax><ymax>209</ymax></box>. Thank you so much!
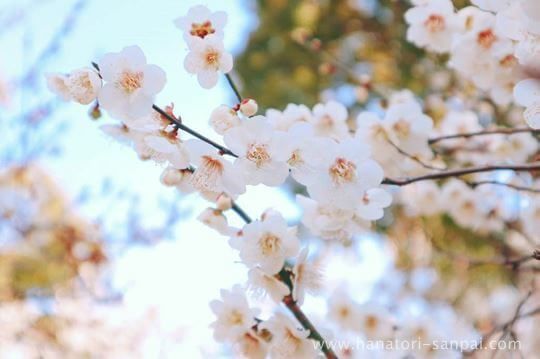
<box><xmin>405</xmin><ymin>0</ymin><xmax>540</xmax><ymax>129</ymax></box>
<box><xmin>356</xmin><ymin>90</ymin><xmax>435</xmax><ymax>177</ymax></box>
<box><xmin>175</xmin><ymin>5</ymin><xmax>233</xmax><ymax>89</ymax></box>
<box><xmin>45</xmin><ymin>3</ymin><xmax>540</xmax><ymax>358</ymax></box>
<box><xmin>399</xmin><ymin>175</ymin><xmax>540</xmax><ymax>237</ymax></box>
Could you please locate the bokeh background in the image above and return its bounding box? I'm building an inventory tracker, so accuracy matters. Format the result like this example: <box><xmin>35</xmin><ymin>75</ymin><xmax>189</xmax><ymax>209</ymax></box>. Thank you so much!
<box><xmin>1</xmin><ymin>0</ymin><xmax>538</xmax><ymax>357</ymax></box>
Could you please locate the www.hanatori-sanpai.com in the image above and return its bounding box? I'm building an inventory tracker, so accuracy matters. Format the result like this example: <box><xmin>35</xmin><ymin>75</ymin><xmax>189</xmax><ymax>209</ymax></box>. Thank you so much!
<box><xmin>314</xmin><ymin>337</ymin><xmax>522</xmax><ymax>354</ymax></box>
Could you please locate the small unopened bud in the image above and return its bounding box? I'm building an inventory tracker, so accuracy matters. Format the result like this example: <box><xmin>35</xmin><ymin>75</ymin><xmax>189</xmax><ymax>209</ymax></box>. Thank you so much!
<box><xmin>197</xmin><ymin>208</ymin><xmax>231</xmax><ymax>235</ymax></box>
<box><xmin>89</xmin><ymin>102</ymin><xmax>102</xmax><ymax>120</ymax></box>
<box><xmin>239</xmin><ymin>98</ymin><xmax>258</xmax><ymax>117</ymax></box>
<box><xmin>216</xmin><ymin>193</ymin><xmax>233</xmax><ymax>211</ymax></box>
<box><xmin>160</xmin><ymin>167</ymin><xmax>185</xmax><ymax>186</ymax></box>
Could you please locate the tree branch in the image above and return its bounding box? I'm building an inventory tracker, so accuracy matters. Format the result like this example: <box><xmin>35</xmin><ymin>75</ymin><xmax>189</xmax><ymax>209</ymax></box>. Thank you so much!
<box><xmin>429</xmin><ymin>127</ymin><xmax>539</xmax><ymax>145</ymax></box>
<box><xmin>385</xmin><ymin>137</ymin><xmax>446</xmax><ymax>171</ymax></box>
<box><xmin>467</xmin><ymin>180</ymin><xmax>540</xmax><ymax>194</ymax></box>
<box><xmin>382</xmin><ymin>163</ymin><xmax>540</xmax><ymax>186</ymax></box>
<box><xmin>152</xmin><ymin>105</ymin><xmax>238</xmax><ymax>158</ymax></box>
<box><xmin>225</xmin><ymin>73</ymin><xmax>243</xmax><ymax>103</ymax></box>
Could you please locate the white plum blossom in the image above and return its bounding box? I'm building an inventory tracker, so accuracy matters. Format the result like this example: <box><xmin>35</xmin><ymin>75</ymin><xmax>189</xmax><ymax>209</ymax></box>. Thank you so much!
<box><xmin>291</xmin><ymin>248</ymin><xmax>322</xmax><ymax>305</ymax></box>
<box><xmin>174</xmin><ymin>5</ymin><xmax>227</xmax><ymax>43</ymax></box>
<box><xmin>98</xmin><ymin>46</ymin><xmax>166</xmax><ymax>119</ymax></box>
<box><xmin>229</xmin><ymin>212</ymin><xmax>299</xmax><ymax>274</ymax></box>
<box><xmin>282</xmin><ymin>123</ymin><xmax>333</xmax><ymax>184</ymax></box>
<box><xmin>224</xmin><ymin>116</ymin><xmax>290</xmax><ymax>186</ymax></box>
<box><xmin>197</xmin><ymin>208</ymin><xmax>232</xmax><ymax>236</ymax></box>
<box><xmin>383</xmin><ymin>101</ymin><xmax>434</xmax><ymax>158</ymax></box>
<box><xmin>234</xmin><ymin>330</ymin><xmax>269</xmax><ymax>359</ymax></box>
<box><xmin>209</xmin><ymin>105</ymin><xmax>241</xmax><ymax>135</ymax></box>
<box><xmin>266</xmin><ymin>103</ymin><xmax>312</xmax><ymax>131</ymax></box>
<box><xmin>328</xmin><ymin>289</ymin><xmax>362</xmax><ymax>331</ymax></box>
<box><xmin>46</xmin><ymin>67</ymin><xmax>101</xmax><ymax>105</ymax></box>
<box><xmin>305</xmin><ymin>138</ymin><xmax>383</xmax><ymax>210</ymax></box>
<box><xmin>513</xmin><ymin>79</ymin><xmax>540</xmax><ymax>129</ymax></box>
<box><xmin>356</xmin><ymin>302</ymin><xmax>395</xmax><ymax>340</ymax></box>
<box><xmin>210</xmin><ymin>285</ymin><xmax>259</xmax><ymax>342</ymax></box>
<box><xmin>400</xmin><ymin>181</ymin><xmax>442</xmax><ymax>217</ymax></box>
<box><xmin>356</xmin><ymin>187</ymin><xmax>393</xmax><ymax>221</ymax></box>
<box><xmin>184</xmin><ymin>35</ymin><xmax>233</xmax><ymax>89</ymax></box>
<box><xmin>261</xmin><ymin>313</ymin><xmax>317</xmax><ymax>359</ymax></box>
<box><xmin>405</xmin><ymin>0</ymin><xmax>459</xmax><ymax>53</ymax></box>
<box><xmin>160</xmin><ymin>166</ymin><xmax>195</xmax><ymax>193</ymax></box>
<box><xmin>186</xmin><ymin>139</ymin><xmax>246</xmax><ymax>196</ymax></box>
<box><xmin>310</xmin><ymin>100</ymin><xmax>350</xmax><ymax>140</ymax></box>
<box><xmin>296</xmin><ymin>194</ymin><xmax>369</xmax><ymax>241</ymax></box>
<box><xmin>247</xmin><ymin>267</ymin><xmax>290</xmax><ymax>302</ymax></box>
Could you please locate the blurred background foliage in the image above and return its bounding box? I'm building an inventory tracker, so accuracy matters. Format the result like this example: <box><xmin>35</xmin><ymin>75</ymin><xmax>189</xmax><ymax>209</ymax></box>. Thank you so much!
<box><xmin>0</xmin><ymin>165</ymin><xmax>106</xmax><ymax>300</ymax></box>
<box><xmin>236</xmin><ymin>0</ymin><xmax>466</xmax><ymax>109</ymax></box>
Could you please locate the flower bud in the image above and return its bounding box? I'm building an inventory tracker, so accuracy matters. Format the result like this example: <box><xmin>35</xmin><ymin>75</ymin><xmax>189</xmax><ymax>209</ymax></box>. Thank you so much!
<box><xmin>197</xmin><ymin>208</ymin><xmax>231</xmax><ymax>235</ymax></box>
<box><xmin>216</xmin><ymin>193</ymin><xmax>233</xmax><ymax>211</ymax></box>
<box><xmin>160</xmin><ymin>167</ymin><xmax>186</xmax><ymax>187</ymax></box>
<box><xmin>239</xmin><ymin>98</ymin><xmax>258</xmax><ymax>117</ymax></box>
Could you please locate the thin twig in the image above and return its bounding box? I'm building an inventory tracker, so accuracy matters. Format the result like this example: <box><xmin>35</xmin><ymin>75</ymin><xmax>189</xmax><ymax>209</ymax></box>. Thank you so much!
<box><xmin>467</xmin><ymin>180</ymin><xmax>540</xmax><ymax>194</ymax></box>
<box><xmin>225</xmin><ymin>73</ymin><xmax>242</xmax><ymax>103</ymax></box>
<box><xmin>385</xmin><ymin>137</ymin><xmax>446</xmax><ymax>171</ymax></box>
<box><xmin>429</xmin><ymin>127</ymin><xmax>539</xmax><ymax>145</ymax></box>
<box><xmin>152</xmin><ymin>105</ymin><xmax>237</xmax><ymax>158</ymax></box>
<box><xmin>382</xmin><ymin>163</ymin><xmax>540</xmax><ymax>186</ymax></box>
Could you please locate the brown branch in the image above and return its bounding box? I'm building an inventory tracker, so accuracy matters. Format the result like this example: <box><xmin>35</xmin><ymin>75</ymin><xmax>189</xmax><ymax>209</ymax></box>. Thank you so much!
<box><xmin>467</xmin><ymin>180</ymin><xmax>540</xmax><ymax>194</ymax></box>
<box><xmin>464</xmin><ymin>291</ymin><xmax>539</xmax><ymax>356</ymax></box>
<box><xmin>429</xmin><ymin>127</ymin><xmax>539</xmax><ymax>145</ymax></box>
<box><xmin>283</xmin><ymin>295</ymin><xmax>338</xmax><ymax>359</ymax></box>
<box><xmin>382</xmin><ymin>163</ymin><xmax>540</xmax><ymax>186</ymax></box>
<box><xmin>385</xmin><ymin>137</ymin><xmax>446</xmax><ymax>171</ymax></box>
<box><xmin>152</xmin><ymin>105</ymin><xmax>238</xmax><ymax>158</ymax></box>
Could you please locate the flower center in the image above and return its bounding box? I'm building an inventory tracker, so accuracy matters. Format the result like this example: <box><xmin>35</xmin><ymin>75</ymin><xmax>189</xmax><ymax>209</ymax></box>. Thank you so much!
<box><xmin>477</xmin><ymin>29</ymin><xmax>496</xmax><ymax>49</ymax></box>
<box><xmin>227</xmin><ymin>310</ymin><xmax>245</xmax><ymax>325</ymax></box>
<box><xmin>320</xmin><ymin>115</ymin><xmax>334</xmax><ymax>128</ymax></box>
<box><xmin>365</xmin><ymin>315</ymin><xmax>379</xmax><ymax>330</ymax></box>
<box><xmin>247</xmin><ymin>143</ymin><xmax>271</xmax><ymax>167</ymax></box>
<box><xmin>362</xmin><ymin>192</ymin><xmax>370</xmax><ymax>205</ymax></box>
<box><xmin>118</xmin><ymin>70</ymin><xmax>143</xmax><ymax>94</ymax></box>
<box><xmin>259</xmin><ymin>233</ymin><xmax>281</xmax><ymax>255</ymax></box>
<box><xmin>190</xmin><ymin>21</ymin><xmax>215</xmax><ymax>38</ymax></box>
<box><xmin>338</xmin><ymin>306</ymin><xmax>350</xmax><ymax>319</ymax></box>
<box><xmin>288</xmin><ymin>149</ymin><xmax>303</xmax><ymax>167</ymax></box>
<box><xmin>424</xmin><ymin>14</ymin><xmax>446</xmax><ymax>32</ymax></box>
<box><xmin>392</xmin><ymin>120</ymin><xmax>411</xmax><ymax>138</ymax></box>
<box><xmin>329</xmin><ymin>158</ymin><xmax>356</xmax><ymax>184</ymax></box>
<box><xmin>499</xmin><ymin>54</ymin><xmax>517</xmax><ymax>68</ymax></box>
<box><xmin>205</xmin><ymin>50</ymin><xmax>220</xmax><ymax>67</ymax></box>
